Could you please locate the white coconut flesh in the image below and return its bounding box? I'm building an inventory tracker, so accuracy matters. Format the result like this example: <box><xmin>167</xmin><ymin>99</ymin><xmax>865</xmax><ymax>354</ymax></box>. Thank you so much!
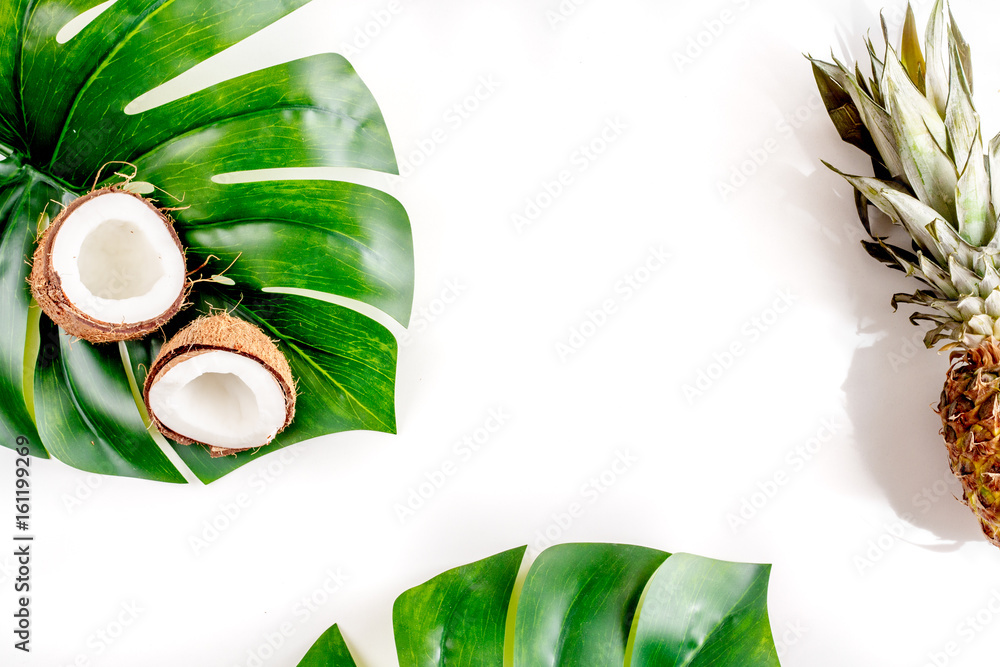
<box><xmin>147</xmin><ymin>350</ymin><xmax>288</xmax><ymax>450</ymax></box>
<box><xmin>50</xmin><ymin>192</ymin><xmax>185</xmax><ymax>324</ymax></box>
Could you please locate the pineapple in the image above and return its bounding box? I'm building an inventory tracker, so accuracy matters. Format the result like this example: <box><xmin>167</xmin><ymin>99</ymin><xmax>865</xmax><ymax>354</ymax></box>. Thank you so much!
<box><xmin>812</xmin><ymin>0</ymin><xmax>1000</xmax><ymax>547</ymax></box>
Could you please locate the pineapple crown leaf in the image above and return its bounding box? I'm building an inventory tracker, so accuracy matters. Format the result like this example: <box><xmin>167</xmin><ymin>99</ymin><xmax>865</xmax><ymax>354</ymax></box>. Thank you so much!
<box><xmin>919</xmin><ymin>253</ymin><xmax>959</xmax><ymax>298</ymax></box>
<box><xmin>815</xmin><ymin>0</ymin><xmax>1000</xmax><ymax>349</ymax></box>
<box><xmin>810</xmin><ymin>60</ymin><xmax>875</xmax><ymax>156</ymax></box>
<box><xmin>812</xmin><ymin>52</ymin><xmax>905</xmax><ymax>177</ymax></box>
<box><xmin>865</xmin><ymin>33</ymin><xmax>886</xmax><ymax>89</ymax></box>
<box><xmin>947</xmin><ymin>255</ymin><xmax>980</xmax><ymax>295</ymax></box>
<box><xmin>860</xmin><ymin>239</ymin><xmax>907</xmax><ymax>273</ymax></box>
<box><xmin>823</xmin><ymin>163</ymin><xmax>950</xmax><ymax>264</ymax></box>
<box><xmin>948</xmin><ymin>7</ymin><xmax>974</xmax><ymax>91</ymax></box>
<box><xmin>986</xmin><ymin>133</ymin><xmax>1000</xmax><ymax>226</ymax></box>
<box><xmin>924</xmin><ymin>0</ymin><xmax>952</xmax><ymax>114</ymax></box>
<box><xmin>900</xmin><ymin>3</ymin><xmax>927</xmax><ymax>92</ymax></box>
<box><xmin>860</xmin><ymin>234</ymin><xmax>920</xmax><ymax>278</ymax></box>
<box><xmin>919</xmin><ymin>319</ymin><xmax>954</xmax><ymax>348</ymax></box>
<box><xmin>942</xmin><ymin>39</ymin><xmax>992</xmax><ymax>244</ymax></box>
<box><xmin>882</xmin><ymin>43</ymin><xmax>958</xmax><ymax>222</ymax></box>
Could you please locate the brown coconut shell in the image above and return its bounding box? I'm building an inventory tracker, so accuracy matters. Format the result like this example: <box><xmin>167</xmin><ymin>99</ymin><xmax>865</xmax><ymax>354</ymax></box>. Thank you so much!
<box><xmin>29</xmin><ymin>186</ymin><xmax>187</xmax><ymax>343</ymax></box>
<box><xmin>143</xmin><ymin>313</ymin><xmax>297</xmax><ymax>457</ymax></box>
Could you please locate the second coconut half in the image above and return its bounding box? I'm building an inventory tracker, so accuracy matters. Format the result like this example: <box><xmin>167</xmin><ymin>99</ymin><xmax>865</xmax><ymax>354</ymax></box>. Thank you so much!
<box><xmin>143</xmin><ymin>313</ymin><xmax>297</xmax><ymax>457</ymax></box>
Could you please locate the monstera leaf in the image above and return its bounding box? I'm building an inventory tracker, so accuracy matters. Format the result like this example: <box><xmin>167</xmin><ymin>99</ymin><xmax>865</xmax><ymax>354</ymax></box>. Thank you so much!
<box><xmin>294</xmin><ymin>544</ymin><xmax>782</xmax><ymax>666</ymax></box>
<box><xmin>0</xmin><ymin>1</ymin><xmax>413</xmax><ymax>483</ymax></box>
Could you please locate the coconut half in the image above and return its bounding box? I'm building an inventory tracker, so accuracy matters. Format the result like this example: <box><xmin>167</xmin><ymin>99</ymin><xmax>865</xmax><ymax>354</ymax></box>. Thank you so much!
<box><xmin>143</xmin><ymin>314</ymin><xmax>297</xmax><ymax>457</ymax></box>
<box><xmin>30</xmin><ymin>186</ymin><xmax>187</xmax><ymax>342</ymax></box>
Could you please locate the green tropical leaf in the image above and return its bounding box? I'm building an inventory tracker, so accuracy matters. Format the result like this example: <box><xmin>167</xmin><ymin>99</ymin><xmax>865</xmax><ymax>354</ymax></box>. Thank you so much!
<box><xmin>0</xmin><ymin>163</ymin><xmax>50</xmax><ymax>456</ymax></box>
<box><xmin>25</xmin><ymin>0</ymin><xmax>314</xmax><ymax>178</ymax></box>
<box><xmin>629</xmin><ymin>554</ymin><xmax>779</xmax><ymax>666</ymax></box>
<box><xmin>34</xmin><ymin>316</ymin><xmax>185</xmax><ymax>482</ymax></box>
<box><xmin>63</xmin><ymin>51</ymin><xmax>397</xmax><ymax>184</ymax></box>
<box><xmin>0</xmin><ymin>2</ymin><xmax>30</xmax><ymax>149</ymax></box>
<box><xmin>393</xmin><ymin>546</ymin><xmax>526</xmax><ymax>666</ymax></box>
<box><xmin>304</xmin><ymin>544</ymin><xmax>781</xmax><ymax>666</ymax></box>
<box><xmin>125</xmin><ymin>53</ymin><xmax>397</xmax><ymax>186</ymax></box>
<box><xmin>176</xmin><ymin>179</ymin><xmax>413</xmax><ymax>327</ymax></box>
<box><xmin>296</xmin><ymin>624</ymin><xmax>357</xmax><ymax>667</ymax></box>
<box><xmin>514</xmin><ymin>543</ymin><xmax>671</xmax><ymax>665</ymax></box>
<box><xmin>0</xmin><ymin>1</ymin><xmax>413</xmax><ymax>482</ymax></box>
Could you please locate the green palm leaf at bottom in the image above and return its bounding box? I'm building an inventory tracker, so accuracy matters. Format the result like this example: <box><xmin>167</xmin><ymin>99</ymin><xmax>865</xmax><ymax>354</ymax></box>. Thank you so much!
<box><xmin>294</xmin><ymin>544</ymin><xmax>781</xmax><ymax>666</ymax></box>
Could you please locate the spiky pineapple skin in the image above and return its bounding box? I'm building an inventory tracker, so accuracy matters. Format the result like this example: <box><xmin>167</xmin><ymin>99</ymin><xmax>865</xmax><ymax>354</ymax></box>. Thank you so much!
<box><xmin>939</xmin><ymin>337</ymin><xmax>1000</xmax><ymax>546</ymax></box>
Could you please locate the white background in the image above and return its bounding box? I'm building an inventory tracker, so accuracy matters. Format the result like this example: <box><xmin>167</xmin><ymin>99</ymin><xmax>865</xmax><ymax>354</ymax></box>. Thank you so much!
<box><xmin>4</xmin><ymin>0</ymin><xmax>1000</xmax><ymax>665</ymax></box>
